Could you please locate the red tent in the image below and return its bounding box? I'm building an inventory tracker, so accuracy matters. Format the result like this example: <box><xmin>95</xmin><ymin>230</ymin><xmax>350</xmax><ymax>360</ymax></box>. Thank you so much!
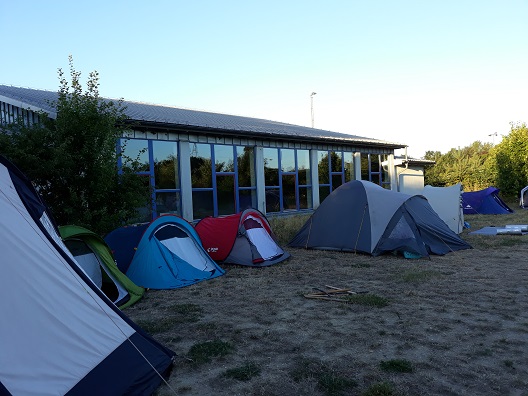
<box><xmin>195</xmin><ymin>209</ymin><xmax>290</xmax><ymax>267</ymax></box>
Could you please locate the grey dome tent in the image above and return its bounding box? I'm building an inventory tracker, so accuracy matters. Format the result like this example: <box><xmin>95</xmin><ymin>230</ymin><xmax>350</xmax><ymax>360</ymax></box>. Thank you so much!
<box><xmin>289</xmin><ymin>180</ymin><xmax>471</xmax><ymax>257</ymax></box>
<box><xmin>0</xmin><ymin>155</ymin><xmax>174</xmax><ymax>395</ymax></box>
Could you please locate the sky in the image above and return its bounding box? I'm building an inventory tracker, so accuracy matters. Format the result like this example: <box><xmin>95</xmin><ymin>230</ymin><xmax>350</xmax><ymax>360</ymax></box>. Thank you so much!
<box><xmin>2</xmin><ymin>1</ymin><xmax>527</xmax><ymax>158</ymax></box>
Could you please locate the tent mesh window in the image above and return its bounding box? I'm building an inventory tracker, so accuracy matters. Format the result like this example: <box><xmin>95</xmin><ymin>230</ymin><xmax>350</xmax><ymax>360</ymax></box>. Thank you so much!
<box><xmin>388</xmin><ymin>216</ymin><xmax>416</xmax><ymax>240</ymax></box>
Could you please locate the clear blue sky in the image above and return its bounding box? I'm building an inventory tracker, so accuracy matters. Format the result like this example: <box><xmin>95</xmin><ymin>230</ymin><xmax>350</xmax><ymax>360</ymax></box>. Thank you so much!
<box><xmin>2</xmin><ymin>1</ymin><xmax>527</xmax><ymax>157</ymax></box>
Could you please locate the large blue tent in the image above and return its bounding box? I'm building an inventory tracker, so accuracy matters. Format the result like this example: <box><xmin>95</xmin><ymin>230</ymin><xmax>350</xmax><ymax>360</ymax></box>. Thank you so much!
<box><xmin>289</xmin><ymin>180</ymin><xmax>471</xmax><ymax>258</ymax></box>
<box><xmin>105</xmin><ymin>215</ymin><xmax>225</xmax><ymax>289</ymax></box>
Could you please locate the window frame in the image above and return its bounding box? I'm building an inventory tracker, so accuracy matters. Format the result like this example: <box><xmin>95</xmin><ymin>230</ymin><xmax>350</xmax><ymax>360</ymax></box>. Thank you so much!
<box><xmin>118</xmin><ymin>138</ymin><xmax>181</xmax><ymax>220</ymax></box>
<box><xmin>318</xmin><ymin>150</ymin><xmax>356</xmax><ymax>202</ymax></box>
<box><xmin>361</xmin><ymin>153</ymin><xmax>390</xmax><ymax>188</ymax></box>
<box><xmin>191</xmin><ymin>143</ymin><xmax>257</xmax><ymax>219</ymax></box>
<box><xmin>264</xmin><ymin>148</ymin><xmax>313</xmax><ymax>213</ymax></box>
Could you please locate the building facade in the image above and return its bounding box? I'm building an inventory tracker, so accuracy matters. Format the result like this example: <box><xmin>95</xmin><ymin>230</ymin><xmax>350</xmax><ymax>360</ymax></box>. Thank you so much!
<box><xmin>0</xmin><ymin>85</ymin><xmax>405</xmax><ymax>222</ymax></box>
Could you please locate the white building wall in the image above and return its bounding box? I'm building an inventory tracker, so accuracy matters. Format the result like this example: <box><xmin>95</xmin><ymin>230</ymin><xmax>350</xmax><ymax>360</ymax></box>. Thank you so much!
<box><xmin>387</xmin><ymin>154</ymin><xmax>398</xmax><ymax>191</ymax></box>
<box><xmin>310</xmin><ymin>150</ymin><xmax>320</xmax><ymax>209</ymax></box>
<box><xmin>398</xmin><ymin>166</ymin><xmax>425</xmax><ymax>195</ymax></box>
<box><xmin>178</xmin><ymin>141</ymin><xmax>194</xmax><ymax>221</ymax></box>
<box><xmin>353</xmin><ymin>152</ymin><xmax>362</xmax><ymax>180</ymax></box>
<box><xmin>254</xmin><ymin>146</ymin><xmax>266</xmax><ymax>213</ymax></box>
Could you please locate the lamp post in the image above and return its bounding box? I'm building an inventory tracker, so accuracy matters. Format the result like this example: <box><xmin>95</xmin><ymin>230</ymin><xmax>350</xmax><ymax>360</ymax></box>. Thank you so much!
<box><xmin>310</xmin><ymin>92</ymin><xmax>317</xmax><ymax>128</ymax></box>
<box><xmin>488</xmin><ymin>132</ymin><xmax>498</xmax><ymax>145</ymax></box>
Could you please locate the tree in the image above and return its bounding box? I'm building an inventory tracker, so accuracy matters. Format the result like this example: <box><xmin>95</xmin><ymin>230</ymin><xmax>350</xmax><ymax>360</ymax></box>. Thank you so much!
<box><xmin>424</xmin><ymin>142</ymin><xmax>495</xmax><ymax>190</ymax></box>
<box><xmin>0</xmin><ymin>56</ymin><xmax>149</xmax><ymax>234</ymax></box>
<box><xmin>423</xmin><ymin>151</ymin><xmax>444</xmax><ymax>186</ymax></box>
<box><xmin>493</xmin><ymin>122</ymin><xmax>528</xmax><ymax>197</ymax></box>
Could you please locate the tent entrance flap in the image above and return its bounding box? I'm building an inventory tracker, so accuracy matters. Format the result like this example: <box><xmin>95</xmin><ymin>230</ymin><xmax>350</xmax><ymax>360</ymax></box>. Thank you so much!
<box><xmin>65</xmin><ymin>239</ymin><xmax>103</xmax><ymax>287</ymax></box>
<box><xmin>244</xmin><ymin>216</ymin><xmax>284</xmax><ymax>261</ymax></box>
<box><xmin>65</xmin><ymin>238</ymin><xmax>130</xmax><ymax>306</ymax></box>
<box><xmin>374</xmin><ymin>211</ymin><xmax>429</xmax><ymax>257</ymax></box>
<box><xmin>520</xmin><ymin>186</ymin><xmax>528</xmax><ymax>208</ymax></box>
<box><xmin>155</xmin><ymin>224</ymin><xmax>218</xmax><ymax>272</ymax></box>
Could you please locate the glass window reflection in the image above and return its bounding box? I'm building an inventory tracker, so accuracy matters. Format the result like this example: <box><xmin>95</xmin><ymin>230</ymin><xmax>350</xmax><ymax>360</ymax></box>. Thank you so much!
<box><xmin>191</xmin><ymin>143</ymin><xmax>212</xmax><ymax>188</ymax></box>
<box><xmin>121</xmin><ymin>139</ymin><xmax>149</xmax><ymax>172</ymax></box>
<box><xmin>217</xmin><ymin>175</ymin><xmax>236</xmax><ymax>215</ymax></box>
<box><xmin>281</xmin><ymin>149</ymin><xmax>295</xmax><ymax>172</ymax></box>
<box><xmin>192</xmin><ymin>190</ymin><xmax>214</xmax><ymax>219</ymax></box>
<box><xmin>344</xmin><ymin>152</ymin><xmax>354</xmax><ymax>182</ymax></box>
<box><xmin>156</xmin><ymin>192</ymin><xmax>180</xmax><ymax>215</ymax></box>
<box><xmin>237</xmin><ymin>146</ymin><xmax>255</xmax><ymax>187</ymax></box>
<box><xmin>264</xmin><ymin>148</ymin><xmax>279</xmax><ymax>186</ymax></box>
<box><xmin>215</xmin><ymin>145</ymin><xmax>235</xmax><ymax>172</ymax></box>
<box><xmin>153</xmin><ymin>141</ymin><xmax>178</xmax><ymax>189</ymax></box>
<box><xmin>282</xmin><ymin>174</ymin><xmax>296</xmax><ymax>210</ymax></box>
<box><xmin>297</xmin><ymin>150</ymin><xmax>311</xmax><ymax>186</ymax></box>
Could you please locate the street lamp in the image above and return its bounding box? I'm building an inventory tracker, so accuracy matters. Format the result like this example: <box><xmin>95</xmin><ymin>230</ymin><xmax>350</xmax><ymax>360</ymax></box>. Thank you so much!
<box><xmin>310</xmin><ymin>92</ymin><xmax>317</xmax><ymax>128</ymax></box>
<box><xmin>488</xmin><ymin>132</ymin><xmax>498</xmax><ymax>144</ymax></box>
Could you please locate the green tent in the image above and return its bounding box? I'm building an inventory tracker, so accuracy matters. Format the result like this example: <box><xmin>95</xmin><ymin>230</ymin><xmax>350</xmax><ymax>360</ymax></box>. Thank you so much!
<box><xmin>59</xmin><ymin>225</ymin><xmax>144</xmax><ymax>308</ymax></box>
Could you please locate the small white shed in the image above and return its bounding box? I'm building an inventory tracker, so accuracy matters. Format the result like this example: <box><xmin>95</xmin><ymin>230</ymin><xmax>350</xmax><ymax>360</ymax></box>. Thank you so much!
<box><xmin>394</xmin><ymin>157</ymin><xmax>435</xmax><ymax>195</ymax></box>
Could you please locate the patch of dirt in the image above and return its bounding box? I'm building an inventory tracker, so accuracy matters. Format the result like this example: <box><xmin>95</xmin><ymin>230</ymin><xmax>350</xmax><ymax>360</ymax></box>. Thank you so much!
<box><xmin>125</xmin><ymin>227</ymin><xmax>528</xmax><ymax>395</ymax></box>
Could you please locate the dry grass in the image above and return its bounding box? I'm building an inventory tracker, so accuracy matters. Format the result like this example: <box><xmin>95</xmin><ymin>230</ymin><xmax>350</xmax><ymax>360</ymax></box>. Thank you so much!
<box><xmin>124</xmin><ymin>199</ymin><xmax>528</xmax><ymax>395</ymax></box>
<box><xmin>268</xmin><ymin>213</ymin><xmax>311</xmax><ymax>246</ymax></box>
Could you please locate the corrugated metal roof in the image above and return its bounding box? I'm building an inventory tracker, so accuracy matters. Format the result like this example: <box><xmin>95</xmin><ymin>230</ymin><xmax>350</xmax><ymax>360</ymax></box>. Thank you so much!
<box><xmin>394</xmin><ymin>156</ymin><xmax>435</xmax><ymax>166</ymax></box>
<box><xmin>0</xmin><ymin>85</ymin><xmax>405</xmax><ymax>148</ymax></box>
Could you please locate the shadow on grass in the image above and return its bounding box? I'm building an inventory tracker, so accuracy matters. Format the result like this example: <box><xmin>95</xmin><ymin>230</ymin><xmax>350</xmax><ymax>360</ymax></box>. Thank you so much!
<box><xmin>187</xmin><ymin>340</ymin><xmax>234</xmax><ymax>366</ymax></box>
<box><xmin>223</xmin><ymin>362</ymin><xmax>261</xmax><ymax>381</ymax></box>
<box><xmin>290</xmin><ymin>357</ymin><xmax>357</xmax><ymax>396</ymax></box>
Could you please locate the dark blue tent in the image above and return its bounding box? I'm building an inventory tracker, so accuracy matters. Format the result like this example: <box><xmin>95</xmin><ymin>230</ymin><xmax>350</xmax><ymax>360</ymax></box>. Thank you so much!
<box><xmin>105</xmin><ymin>215</ymin><xmax>225</xmax><ymax>289</ymax></box>
<box><xmin>289</xmin><ymin>180</ymin><xmax>471</xmax><ymax>258</ymax></box>
<box><xmin>461</xmin><ymin>187</ymin><xmax>513</xmax><ymax>215</ymax></box>
<box><xmin>105</xmin><ymin>223</ymin><xmax>149</xmax><ymax>273</ymax></box>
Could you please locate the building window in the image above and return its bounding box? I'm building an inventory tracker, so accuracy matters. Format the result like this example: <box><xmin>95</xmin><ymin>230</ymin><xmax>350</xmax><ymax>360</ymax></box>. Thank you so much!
<box><xmin>361</xmin><ymin>153</ymin><xmax>390</xmax><ymax>188</ymax></box>
<box><xmin>237</xmin><ymin>146</ymin><xmax>257</xmax><ymax>211</ymax></box>
<box><xmin>264</xmin><ymin>148</ymin><xmax>280</xmax><ymax>212</ymax></box>
<box><xmin>344</xmin><ymin>152</ymin><xmax>355</xmax><ymax>182</ymax></box>
<box><xmin>191</xmin><ymin>143</ymin><xmax>213</xmax><ymax>219</ymax></box>
<box><xmin>119</xmin><ymin>138</ymin><xmax>180</xmax><ymax>221</ymax></box>
<box><xmin>191</xmin><ymin>143</ymin><xmax>256</xmax><ymax>219</ymax></box>
<box><xmin>264</xmin><ymin>148</ymin><xmax>312</xmax><ymax>213</ymax></box>
<box><xmin>120</xmin><ymin>139</ymin><xmax>149</xmax><ymax>172</ymax></box>
<box><xmin>318</xmin><ymin>150</ymin><xmax>355</xmax><ymax>202</ymax></box>
<box><xmin>152</xmin><ymin>140</ymin><xmax>180</xmax><ymax>215</ymax></box>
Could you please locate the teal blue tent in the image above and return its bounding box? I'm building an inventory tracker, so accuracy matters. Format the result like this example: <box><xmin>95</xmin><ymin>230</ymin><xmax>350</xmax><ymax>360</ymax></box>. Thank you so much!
<box><xmin>107</xmin><ymin>215</ymin><xmax>225</xmax><ymax>289</ymax></box>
